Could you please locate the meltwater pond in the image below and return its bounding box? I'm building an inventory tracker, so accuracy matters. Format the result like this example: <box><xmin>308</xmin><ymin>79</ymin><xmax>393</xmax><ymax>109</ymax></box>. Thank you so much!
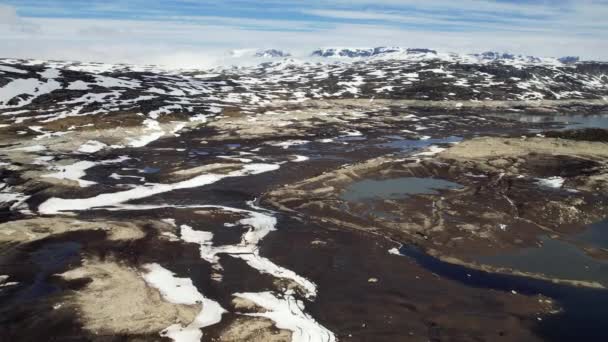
<box><xmin>574</xmin><ymin>218</ymin><xmax>608</xmax><ymax>249</ymax></box>
<box><xmin>397</xmin><ymin>244</ymin><xmax>608</xmax><ymax>341</ymax></box>
<box><xmin>497</xmin><ymin>113</ymin><xmax>608</xmax><ymax>130</ymax></box>
<box><xmin>474</xmin><ymin>218</ymin><xmax>608</xmax><ymax>287</ymax></box>
<box><xmin>476</xmin><ymin>235</ymin><xmax>608</xmax><ymax>287</ymax></box>
<box><xmin>340</xmin><ymin>177</ymin><xmax>462</xmax><ymax>202</ymax></box>
<box><xmin>14</xmin><ymin>242</ymin><xmax>81</xmax><ymax>302</ymax></box>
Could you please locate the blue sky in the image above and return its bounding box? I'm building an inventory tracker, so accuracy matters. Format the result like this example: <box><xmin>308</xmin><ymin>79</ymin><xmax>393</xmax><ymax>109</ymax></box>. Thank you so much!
<box><xmin>0</xmin><ymin>0</ymin><xmax>606</xmax><ymax>66</ymax></box>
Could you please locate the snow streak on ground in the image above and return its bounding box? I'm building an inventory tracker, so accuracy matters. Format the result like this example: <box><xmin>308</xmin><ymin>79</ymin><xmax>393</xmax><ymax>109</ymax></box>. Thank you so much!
<box><xmin>38</xmin><ymin>163</ymin><xmax>278</xmax><ymax>214</ymax></box>
<box><xmin>0</xmin><ymin>182</ymin><xmax>30</xmax><ymax>212</ymax></box>
<box><xmin>42</xmin><ymin>156</ymin><xmax>129</xmax><ymax>187</ymax></box>
<box><xmin>180</xmin><ymin>204</ymin><xmax>318</xmax><ymax>298</ymax></box>
<box><xmin>143</xmin><ymin>263</ymin><xmax>227</xmax><ymax>342</ymax></box>
<box><xmin>235</xmin><ymin>291</ymin><xmax>337</xmax><ymax>342</ymax></box>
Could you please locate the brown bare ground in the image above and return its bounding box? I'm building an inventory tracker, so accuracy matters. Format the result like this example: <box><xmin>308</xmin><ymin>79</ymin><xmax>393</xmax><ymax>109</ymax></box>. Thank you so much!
<box><xmin>218</xmin><ymin>317</ymin><xmax>291</xmax><ymax>342</ymax></box>
<box><xmin>60</xmin><ymin>258</ymin><xmax>200</xmax><ymax>335</ymax></box>
<box><xmin>0</xmin><ymin>217</ymin><xmax>145</xmax><ymax>243</ymax></box>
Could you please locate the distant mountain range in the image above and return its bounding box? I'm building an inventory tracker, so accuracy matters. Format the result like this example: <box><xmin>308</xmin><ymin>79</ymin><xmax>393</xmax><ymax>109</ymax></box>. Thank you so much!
<box><xmin>310</xmin><ymin>47</ymin><xmax>437</xmax><ymax>58</ymax></box>
<box><xmin>245</xmin><ymin>47</ymin><xmax>581</xmax><ymax>65</ymax></box>
<box><xmin>254</xmin><ymin>49</ymin><xmax>291</xmax><ymax>58</ymax></box>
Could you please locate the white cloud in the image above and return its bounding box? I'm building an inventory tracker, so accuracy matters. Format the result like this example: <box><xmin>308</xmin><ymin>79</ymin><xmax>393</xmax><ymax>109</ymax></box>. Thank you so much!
<box><xmin>303</xmin><ymin>4</ymin><xmax>608</xmax><ymax>34</ymax></box>
<box><xmin>0</xmin><ymin>4</ymin><xmax>18</xmax><ymax>23</ymax></box>
<box><xmin>0</xmin><ymin>4</ymin><xmax>40</xmax><ymax>34</ymax></box>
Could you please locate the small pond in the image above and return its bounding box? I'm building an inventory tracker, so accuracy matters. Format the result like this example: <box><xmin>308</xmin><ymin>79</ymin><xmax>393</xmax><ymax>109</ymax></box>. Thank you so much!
<box><xmin>340</xmin><ymin>177</ymin><xmax>462</xmax><ymax>202</ymax></box>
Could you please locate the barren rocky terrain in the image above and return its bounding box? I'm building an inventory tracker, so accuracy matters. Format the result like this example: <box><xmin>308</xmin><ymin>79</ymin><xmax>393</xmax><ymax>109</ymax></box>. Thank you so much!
<box><xmin>1</xmin><ymin>55</ymin><xmax>607</xmax><ymax>341</ymax></box>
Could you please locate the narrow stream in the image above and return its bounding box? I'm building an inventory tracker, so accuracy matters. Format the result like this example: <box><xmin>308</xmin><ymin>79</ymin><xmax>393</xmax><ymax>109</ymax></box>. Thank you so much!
<box><xmin>476</xmin><ymin>235</ymin><xmax>608</xmax><ymax>287</ymax></box>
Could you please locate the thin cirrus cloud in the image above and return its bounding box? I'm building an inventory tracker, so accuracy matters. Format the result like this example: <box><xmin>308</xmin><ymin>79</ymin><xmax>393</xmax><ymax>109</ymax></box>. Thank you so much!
<box><xmin>0</xmin><ymin>0</ymin><xmax>606</xmax><ymax>68</ymax></box>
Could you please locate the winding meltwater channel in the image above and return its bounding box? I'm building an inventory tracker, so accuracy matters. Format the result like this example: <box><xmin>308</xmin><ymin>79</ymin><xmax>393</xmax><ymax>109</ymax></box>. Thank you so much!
<box><xmin>395</xmin><ymin>230</ymin><xmax>608</xmax><ymax>342</ymax></box>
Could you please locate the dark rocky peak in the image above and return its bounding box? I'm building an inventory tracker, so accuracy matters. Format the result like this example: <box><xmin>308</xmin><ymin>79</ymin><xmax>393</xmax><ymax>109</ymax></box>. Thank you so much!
<box><xmin>254</xmin><ymin>49</ymin><xmax>291</xmax><ymax>58</ymax></box>
<box><xmin>559</xmin><ymin>56</ymin><xmax>580</xmax><ymax>64</ymax></box>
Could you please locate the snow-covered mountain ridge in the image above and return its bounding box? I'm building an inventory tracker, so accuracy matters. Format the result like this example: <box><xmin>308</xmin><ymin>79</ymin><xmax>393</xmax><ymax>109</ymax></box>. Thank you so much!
<box><xmin>242</xmin><ymin>47</ymin><xmax>585</xmax><ymax>66</ymax></box>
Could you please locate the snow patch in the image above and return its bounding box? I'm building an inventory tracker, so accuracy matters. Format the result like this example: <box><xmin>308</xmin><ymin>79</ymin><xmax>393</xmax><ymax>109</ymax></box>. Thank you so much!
<box><xmin>0</xmin><ymin>275</ymin><xmax>18</xmax><ymax>289</ymax></box>
<box><xmin>0</xmin><ymin>182</ymin><xmax>30</xmax><ymax>211</ymax></box>
<box><xmin>340</xmin><ymin>129</ymin><xmax>363</xmax><ymax>137</ymax></box>
<box><xmin>42</xmin><ymin>156</ymin><xmax>129</xmax><ymax>188</ymax></box>
<box><xmin>291</xmin><ymin>155</ymin><xmax>309</xmax><ymax>162</ymax></box>
<box><xmin>413</xmin><ymin>145</ymin><xmax>445</xmax><ymax>157</ymax></box>
<box><xmin>267</xmin><ymin>140</ymin><xmax>310</xmax><ymax>149</ymax></box>
<box><xmin>94</xmin><ymin>75</ymin><xmax>140</xmax><ymax>89</ymax></box>
<box><xmin>234</xmin><ymin>291</ymin><xmax>336</xmax><ymax>342</ymax></box>
<box><xmin>142</xmin><ymin>263</ymin><xmax>226</xmax><ymax>342</ymax></box>
<box><xmin>148</xmin><ymin>104</ymin><xmax>182</xmax><ymax>119</ymax></box>
<box><xmin>0</xmin><ymin>78</ymin><xmax>62</xmax><ymax>109</ymax></box>
<box><xmin>10</xmin><ymin>144</ymin><xmax>46</xmax><ymax>152</ymax></box>
<box><xmin>67</xmin><ymin>80</ymin><xmax>91</xmax><ymax>90</ymax></box>
<box><xmin>38</xmin><ymin>68</ymin><xmax>60</xmax><ymax>79</ymax></box>
<box><xmin>180</xmin><ymin>204</ymin><xmax>318</xmax><ymax>298</ymax></box>
<box><xmin>128</xmin><ymin>119</ymin><xmax>165</xmax><ymax>147</ymax></box>
<box><xmin>78</xmin><ymin>140</ymin><xmax>107</xmax><ymax>153</ymax></box>
<box><xmin>43</xmin><ymin>161</ymin><xmax>98</xmax><ymax>187</ymax></box>
<box><xmin>388</xmin><ymin>247</ymin><xmax>401</xmax><ymax>255</ymax></box>
<box><xmin>536</xmin><ymin>176</ymin><xmax>565</xmax><ymax>189</ymax></box>
<box><xmin>38</xmin><ymin>163</ymin><xmax>279</xmax><ymax>214</ymax></box>
<box><xmin>0</xmin><ymin>65</ymin><xmax>27</xmax><ymax>74</ymax></box>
